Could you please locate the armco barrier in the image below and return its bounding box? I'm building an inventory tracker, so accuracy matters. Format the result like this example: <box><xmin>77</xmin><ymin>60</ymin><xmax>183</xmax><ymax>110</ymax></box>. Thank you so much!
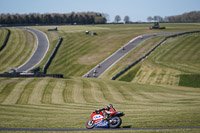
<box><xmin>0</xmin><ymin>28</ymin><xmax>10</xmax><ymax>51</ymax></box>
<box><xmin>43</xmin><ymin>37</ymin><xmax>63</xmax><ymax>74</ymax></box>
<box><xmin>0</xmin><ymin>72</ymin><xmax>63</xmax><ymax>78</ymax></box>
<box><xmin>111</xmin><ymin>31</ymin><xmax>200</xmax><ymax>80</ymax></box>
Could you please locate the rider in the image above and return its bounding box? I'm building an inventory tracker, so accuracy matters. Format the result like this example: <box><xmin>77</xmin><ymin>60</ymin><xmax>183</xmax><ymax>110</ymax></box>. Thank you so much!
<box><xmin>95</xmin><ymin>104</ymin><xmax>116</xmax><ymax>120</ymax></box>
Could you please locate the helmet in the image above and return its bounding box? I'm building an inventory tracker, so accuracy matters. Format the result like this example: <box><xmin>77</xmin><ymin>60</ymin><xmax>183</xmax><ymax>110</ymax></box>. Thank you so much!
<box><xmin>107</xmin><ymin>104</ymin><xmax>113</xmax><ymax>109</ymax></box>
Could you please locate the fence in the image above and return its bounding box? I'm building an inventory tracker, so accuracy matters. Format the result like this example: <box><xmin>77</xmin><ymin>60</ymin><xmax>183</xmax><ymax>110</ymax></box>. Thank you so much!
<box><xmin>0</xmin><ymin>72</ymin><xmax>63</xmax><ymax>78</ymax></box>
<box><xmin>111</xmin><ymin>31</ymin><xmax>200</xmax><ymax>80</ymax></box>
<box><xmin>43</xmin><ymin>37</ymin><xmax>63</xmax><ymax>74</ymax></box>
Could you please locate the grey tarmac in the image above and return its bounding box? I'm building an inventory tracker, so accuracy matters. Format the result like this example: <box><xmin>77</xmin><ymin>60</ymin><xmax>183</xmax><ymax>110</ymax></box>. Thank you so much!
<box><xmin>83</xmin><ymin>32</ymin><xmax>180</xmax><ymax>78</ymax></box>
<box><xmin>16</xmin><ymin>28</ymin><xmax>49</xmax><ymax>72</ymax></box>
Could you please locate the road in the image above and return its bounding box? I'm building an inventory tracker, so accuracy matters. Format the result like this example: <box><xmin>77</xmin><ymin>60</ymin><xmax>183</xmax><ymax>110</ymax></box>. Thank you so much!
<box><xmin>16</xmin><ymin>28</ymin><xmax>49</xmax><ymax>72</ymax></box>
<box><xmin>83</xmin><ymin>32</ymin><xmax>180</xmax><ymax>78</ymax></box>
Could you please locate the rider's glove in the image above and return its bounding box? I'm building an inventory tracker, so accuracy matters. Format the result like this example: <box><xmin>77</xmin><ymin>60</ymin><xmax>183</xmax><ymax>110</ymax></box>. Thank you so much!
<box><xmin>95</xmin><ymin>109</ymin><xmax>100</xmax><ymax>113</ymax></box>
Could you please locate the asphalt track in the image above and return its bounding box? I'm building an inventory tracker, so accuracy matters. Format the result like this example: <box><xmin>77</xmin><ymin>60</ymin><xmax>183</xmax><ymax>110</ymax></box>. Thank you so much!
<box><xmin>83</xmin><ymin>32</ymin><xmax>180</xmax><ymax>78</ymax></box>
<box><xmin>16</xmin><ymin>28</ymin><xmax>49</xmax><ymax>72</ymax></box>
<box><xmin>0</xmin><ymin>127</ymin><xmax>200</xmax><ymax>131</ymax></box>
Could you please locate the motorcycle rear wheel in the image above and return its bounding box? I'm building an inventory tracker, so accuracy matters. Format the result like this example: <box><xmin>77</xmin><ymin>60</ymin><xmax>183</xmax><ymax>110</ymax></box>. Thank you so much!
<box><xmin>86</xmin><ymin>119</ymin><xmax>94</xmax><ymax>129</ymax></box>
<box><xmin>109</xmin><ymin>117</ymin><xmax>122</xmax><ymax>128</ymax></box>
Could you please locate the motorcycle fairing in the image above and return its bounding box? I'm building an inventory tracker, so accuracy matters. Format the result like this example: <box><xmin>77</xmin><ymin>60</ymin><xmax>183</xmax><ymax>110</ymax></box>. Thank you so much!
<box><xmin>94</xmin><ymin>120</ymin><xmax>108</xmax><ymax>128</ymax></box>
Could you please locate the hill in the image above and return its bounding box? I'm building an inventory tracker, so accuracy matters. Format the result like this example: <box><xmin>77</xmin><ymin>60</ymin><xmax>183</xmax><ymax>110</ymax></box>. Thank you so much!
<box><xmin>0</xmin><ymin>24</ymin><xmax>200</xmax><ymax>132</ymax></box>
<box><xmin>0</xmin><ymin>28</ymin><xmax>36</xmax><ymax>73</ymax></box>
<box><xmin>0</xmin><ymin>77</ymin><xmax>199</xmax><ymax>129</ymax></box>
<box><xmin>32</xmin><ymin>23</ymin><xmax>200</xmax><ymax>77</ymax></box>
<box><xmin>109</xmin><ymin>32</ymin><xmax>200</xmax><ymax>87</ymax></box>
<box><xmin>0</xmin><ymin>28</ymin><xmax>8</xmax><ymax>49</ymax></box>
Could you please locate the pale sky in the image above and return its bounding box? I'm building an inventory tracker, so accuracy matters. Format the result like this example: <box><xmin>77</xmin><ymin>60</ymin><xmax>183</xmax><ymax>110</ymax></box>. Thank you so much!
<box><xmin>1</xmin><ymin>0</ymin><xmax>200</xmax><ymax>22</ymax></box>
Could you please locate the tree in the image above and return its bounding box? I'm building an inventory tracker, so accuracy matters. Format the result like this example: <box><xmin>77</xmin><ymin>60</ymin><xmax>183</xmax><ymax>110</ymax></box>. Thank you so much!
<box><xmin>114</xmin><ymin>15</ymin><xmax>121</xmax><ymax>23</ymax></box>
<box><xmin>147</xmin><ymin>16</ymin><xmax>153</xmax><ymax>22</ymax></box>
<box><xmin>102</xmin><ymin>13</ymin><xmax>110</xmax><ymax>22</ymax></box>
<box><xmin>124</xmin><ymin>16</ymin><xmax>130</xmax><ymax>24</ymax></box>
<box><xmin>94</xmin><ymin>16</ymin><xmax>105</xmax><ymax>24</ymax></box>
<box><xmin>0</xmin><ymin>12</ymin><xmax>108</xmax><ymax>25</ymax></box>
<box><xmin>153</xmin><ymin>16</ymin><xmax>163</xmax><ymax>22</ymax></box>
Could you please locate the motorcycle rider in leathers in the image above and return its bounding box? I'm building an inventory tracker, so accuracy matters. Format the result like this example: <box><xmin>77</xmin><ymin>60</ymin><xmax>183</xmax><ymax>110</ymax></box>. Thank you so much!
<box><xmin>95</xmin><ymin>104</ymin><xmax>116</xmax><ymax>120</ymax></box>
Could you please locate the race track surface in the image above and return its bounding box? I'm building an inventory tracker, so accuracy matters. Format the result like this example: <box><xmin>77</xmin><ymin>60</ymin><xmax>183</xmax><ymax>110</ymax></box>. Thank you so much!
<box><xmin>0</xmin><ymin>126</ymin><xmax>200</xmax><ymax>131</ymax></box>
<box><xmin>83</xmin><ymin>32</ymin><xmax>180</xmax><ymax>78</ymax></box>
<box><xmin>16</xmin><ymin>28</ymin><xmax>49</xmax><ymax>72</ymax></box>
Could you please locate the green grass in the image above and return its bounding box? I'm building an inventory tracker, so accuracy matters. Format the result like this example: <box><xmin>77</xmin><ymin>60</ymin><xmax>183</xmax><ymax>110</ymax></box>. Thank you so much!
<box><xmin>0</xmin><ymin>28</ymin><xmax>8</xmax><ymax>48</ymax></box>
<box><xmin>109</xmin><ymin>32</ymin><xmax>200</xmax><ymax>86</ymax></box>
<box><xmin>1</xmin><ymin>24</ymin><xmax>200</xmax><ymax>133</ymax></box>
<box><xmin>179</xmin><ymin>74</ymin><xmax>200</xmax><ymax>88</ymax></box>
<box><xmin>0</xmin><ymin>28</ymin><xmax>37</xmax><ymax>73</ymax></box>
<box><xmin>31</xmin><ymin>23</ymin><xmax>200</xmax><ymax>77</ymax></box>
<box><xmin>1</xmin><ymin>129</ymin><xmax>200</xmax><ymax>133</ymax></box>
<box><xmin>101</xmin><ymin>36</ymin><xmax>166</xmax><ymax>79</ymax></box>
<box><xmin>119</xmin><ymin>65</ymin><xmax>141</xmax><ymax>82</ymax></box>
<box><xmin>154</xmin><ymin>33</ymin><xmax>200</xmax><ymax>73</ymax></box>
<box><xmin>0</xmin><ymin>77</ymin><xmax>200</xmax><ymax>130</ymax></box>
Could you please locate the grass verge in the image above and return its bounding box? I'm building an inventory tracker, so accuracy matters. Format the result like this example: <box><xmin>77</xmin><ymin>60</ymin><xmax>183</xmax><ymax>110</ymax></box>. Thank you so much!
<box><xmin>179</xmin><ymin>74</ymin><xmax>200</xmax><ymax>88</ymax></box>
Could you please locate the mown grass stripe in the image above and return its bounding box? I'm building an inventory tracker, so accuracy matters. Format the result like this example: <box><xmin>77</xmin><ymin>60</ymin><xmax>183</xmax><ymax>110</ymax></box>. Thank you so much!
<box><xmin>63</xmin><ymin>79</ymin><xmax>74</xmax><ymax>103</ymax></box>
<box><xmin>17</xmin><ymin>78</ymin><xmax>38</xmax><ymax>104</ymax></box>
<box><xmin>42</xmin><ymin>79</ymin><xmax>57</xmax><ymax>104</ymax></box>
<box><xmin>0</xmin><ymin>79</ymin><xmax>19</xmax><ymax>103</ymax></box>
<box><xmin>93</xmin><ymin>80</ymin><xmax>116</xmax><ymax>103</ymax></box>
<box><xmin>106</xmin><ymin>83</ymin><xmax>125</xmax><ymax>103</ymax></box>
<box><xmin>51</xmin><ymin>79</ymin><xmax>65</xmax><ymax>104</ymax></box>
<box><xmin>89</xmin><ymin>80</ymin><xmax>109</xmax><ymax>103</ymax></box>
<box><xmin>0</xmin><ymin>29</ymin><xmax>19</xmax><ymax>69</ymax></box>
<box><xmin>5</xmin><ymin>30</ymin><xmax>26</xmax><ymax>67</ymax></box>
<box><xmin>3</xmin><ymin>78</ymin><xmax>33</xmax><ymax>104</ymax></box>
<box><xmin>28</xmin><ymin>78</ymin><xmax>51</xmax><ymax>104</ymax></box>
<box><xmin>0</xmin><ymin>28</ymin><xmax>8</xmax><ymax>49</ymax></box>
<box><xmin>16</xmin><ymin>30</ymin><xmax>36</xmax><ymax>66</ymax></box>
<box><xmin>119</xmin><ymin>85</ymin><xmax>135</xmax><ymax>101</ymax></box>
<box><xmin>0</xmin><ymin>79</ymin><xmax>9</xmax><ymax>93</ymax></box>
<box><xmin>0</xmin><ymin>28</ymin><xmax>36</xmax><ymax>73</ymax></box>
<box><xmin>72</xmin><ymin>78</ymin><xmax>86</xmax><ymax>103</ymax></box>
<box><xmin>81</xmin><ymin>78</ymin><xmax>97</xmax><ymax>103</ymax></box>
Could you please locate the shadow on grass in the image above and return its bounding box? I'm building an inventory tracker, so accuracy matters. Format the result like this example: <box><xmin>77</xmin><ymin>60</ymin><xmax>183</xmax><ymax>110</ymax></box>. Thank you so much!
<box><xmin>122</xmin><ymin>125</ymin><xmax>132</xmax><ymax>128</ymax></box>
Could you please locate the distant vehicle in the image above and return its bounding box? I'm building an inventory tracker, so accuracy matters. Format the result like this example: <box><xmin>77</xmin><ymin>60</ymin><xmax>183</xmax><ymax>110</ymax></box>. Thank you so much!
<box><xmin>93</xmin><ymin>69</ymin><xmax>97</xmax><ymax>73</ymax></box>
<box><xmin>139</xmin><ymin>36</ymin><xmax>143</xmax><ymax>39</ymax></box>
<box><xmin>151</xmin><ymin>22</ymin><xmax>166</xmax><ymax>30</ymax></box>
<box><xmin>48</xmin><ymin>27</ymin><xmax>57</xmax><ymax>31</ymax></box>
<box><xmin>20</xmin><ymin>71</ymin><xmax>34</xmax><ymax>75</ymax></box>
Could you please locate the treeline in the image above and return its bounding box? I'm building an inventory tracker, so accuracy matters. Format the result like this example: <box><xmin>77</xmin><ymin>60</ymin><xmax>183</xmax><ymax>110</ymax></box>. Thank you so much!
<box><xmin>0</xmin><ymin>12</ymin><xmax>107</xmax><ymax>25</ymax></box>
<box><xmin>167</xmin><ymin>11</ymin><xmax>200</xmax><ymax>22</ymax></box>
<box><xmin>147</xmin><ymin>11</ymin><xmax>200</xmax><ymax>22</ymax></box>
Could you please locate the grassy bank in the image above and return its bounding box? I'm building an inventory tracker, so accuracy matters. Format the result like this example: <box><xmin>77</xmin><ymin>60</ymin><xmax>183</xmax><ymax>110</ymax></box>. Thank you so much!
<box><xmin>0</xmin><ymin>77</ymin><xmax>199</xmax><ymax>129</ymax></box>
<box><xmin>0</xmin><ymin>28</ymin><xmax>37</xmax><ymax>73</ymax></box>
<box><xmin>32</xmin><ymin>23</ymin><xmax>200</xmax><ymax>77</ymax></box>
<box><xmin>0</xmin><ymin>28</ymin><xmax>8</xmax><ymax>48</ymax></box>
<box><xmin>0</xmin><ymin>24</ymin><xmax>200</xmax><ymax>133</ymax></box>
<box><xmin>109</xmin><ymin>32</ymin><xmax>200</xmax><ymax>87</ymax></box>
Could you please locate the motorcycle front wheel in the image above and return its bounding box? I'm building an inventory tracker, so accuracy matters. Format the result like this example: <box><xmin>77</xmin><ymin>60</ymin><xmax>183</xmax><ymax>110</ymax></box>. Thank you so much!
<box><xmin>86</xmin><ymin>119</ymin><xmax>94</xmax><ymax>129</ymax></box>
<box><xmin>109</xmin><ymin>117</ymin><xmax>122</xmax><ymax>128</ymax></box>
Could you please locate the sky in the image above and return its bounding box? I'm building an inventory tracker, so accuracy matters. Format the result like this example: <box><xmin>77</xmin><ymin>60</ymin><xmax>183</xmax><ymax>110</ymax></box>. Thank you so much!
<box><xmin>1</xmin><ymin>0</ymin><xmax>200</xmax><ymax>22</ymax></box>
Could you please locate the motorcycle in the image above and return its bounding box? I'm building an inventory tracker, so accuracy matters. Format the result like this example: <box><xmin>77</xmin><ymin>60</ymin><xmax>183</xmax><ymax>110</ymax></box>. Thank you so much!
<box><xmin>86</xmin><ymin>109</ymin><xmax>125</xmax><ymax>129</ymax></box>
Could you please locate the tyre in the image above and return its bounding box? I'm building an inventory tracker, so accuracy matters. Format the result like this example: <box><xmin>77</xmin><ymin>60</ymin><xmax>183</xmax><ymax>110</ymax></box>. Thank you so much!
<box><xmin>86</xmin><ymin>119</ymin><xmax>94</xmax><ymax>129</ymax></box>
<box><xmin>109</xmin><ymin>117</ymin><xmax>122</xmax><ymax>128</ymax></box>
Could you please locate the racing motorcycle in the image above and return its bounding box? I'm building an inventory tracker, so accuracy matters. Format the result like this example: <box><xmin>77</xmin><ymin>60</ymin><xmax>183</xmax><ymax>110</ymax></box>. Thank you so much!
<box><xmin>86</xmin><ymin>109</ymin><xmax>125</xmax><ymax>129</ymax></box>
